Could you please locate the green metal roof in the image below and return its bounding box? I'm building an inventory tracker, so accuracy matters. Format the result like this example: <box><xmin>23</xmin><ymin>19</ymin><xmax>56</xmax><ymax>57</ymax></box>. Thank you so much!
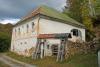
<box><xmin>15</xmin><ymin>5</ymin><xmax>85</xmax><ymax>28</ymax></box>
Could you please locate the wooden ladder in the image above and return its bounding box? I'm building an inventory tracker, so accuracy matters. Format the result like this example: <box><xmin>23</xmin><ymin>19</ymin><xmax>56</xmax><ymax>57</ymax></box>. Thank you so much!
<box><xmin>57</xmin><ymin>38</ymin><xmax>66</xmax><ymax>62</ymax></box>
<box><xmin>33</xmin><ymin>39</ymin><xmax>41</xmax><ymax>59</ymax></box>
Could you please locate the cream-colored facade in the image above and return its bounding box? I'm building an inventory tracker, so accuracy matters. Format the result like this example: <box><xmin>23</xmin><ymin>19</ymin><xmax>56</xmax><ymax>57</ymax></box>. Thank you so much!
<box><xmin>11</xmin><ymin>6</ymin><xmax>85</xmax><ymax>56</ymax></box>
<box><xmin>11</xmin><ymin>16</ymin><xmax>85</xmax><ymax>56</ymax></box>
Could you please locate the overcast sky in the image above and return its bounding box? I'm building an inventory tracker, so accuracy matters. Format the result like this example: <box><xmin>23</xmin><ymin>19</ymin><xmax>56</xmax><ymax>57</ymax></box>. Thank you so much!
<box><xmin>0</xmin><ymin>0</ymin><xmax>66</xmax><ymax>24</ymax></box>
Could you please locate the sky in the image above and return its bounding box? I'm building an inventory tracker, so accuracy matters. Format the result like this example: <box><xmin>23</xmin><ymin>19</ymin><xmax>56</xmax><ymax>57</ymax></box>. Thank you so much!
<box><xmin>0</xmin><ymin>0</ymin><xmax>66</xmax><ymax>24</ymax></box>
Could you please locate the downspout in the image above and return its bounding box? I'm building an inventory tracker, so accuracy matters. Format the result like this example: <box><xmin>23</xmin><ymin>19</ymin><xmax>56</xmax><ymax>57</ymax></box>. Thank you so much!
<box><xmin>37</xmin><ymin>15</ymin><xmax>40</xmax><ymax>36</ymax></box>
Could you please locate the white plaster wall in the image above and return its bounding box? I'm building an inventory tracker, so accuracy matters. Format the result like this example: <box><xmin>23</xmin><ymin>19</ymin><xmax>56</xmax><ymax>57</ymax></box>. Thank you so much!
<box><xmin>39</xmin><ymin>18</ymin><xmax>85</xmax><ymax>41</ymax></box>
<box><xmin>11</xmin><ymin>16</ymin><xmax>86</xmax><ymax>56</ymax></box>
<box><xmin>11</xmin><ymin>17</ymin><xmax>39</xmax><ymax>56</ymax></box>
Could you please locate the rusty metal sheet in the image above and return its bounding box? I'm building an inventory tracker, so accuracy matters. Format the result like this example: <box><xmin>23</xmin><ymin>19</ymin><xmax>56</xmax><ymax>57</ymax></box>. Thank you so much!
<box><xmin>37</xmin><ymin>33</ymin><xmax>69</xmax><ymax>39</ymax></box>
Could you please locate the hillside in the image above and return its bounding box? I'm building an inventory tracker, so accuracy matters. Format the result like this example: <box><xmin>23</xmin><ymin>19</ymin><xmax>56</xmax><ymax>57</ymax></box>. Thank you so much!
<box><xmin>0</xmin><ymin>23</ymin><xmax>13</xmax><ymax>52</ymax></box>
<box><xmin>0</xmin><ymin>23</ymin><xmax>13</xmax><ymax>36</ymax></box>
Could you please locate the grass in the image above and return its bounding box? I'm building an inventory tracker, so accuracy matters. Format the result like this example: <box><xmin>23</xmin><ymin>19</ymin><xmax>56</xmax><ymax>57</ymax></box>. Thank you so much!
<box><xmin>0</xmin><ymin>61</ymin><xmax>10</xmax><ymax>67</ymax></box>
<box><xmin>6</xmin><ymin>52</ymin><xmax>98</xmax><ymax>67</ymax></box>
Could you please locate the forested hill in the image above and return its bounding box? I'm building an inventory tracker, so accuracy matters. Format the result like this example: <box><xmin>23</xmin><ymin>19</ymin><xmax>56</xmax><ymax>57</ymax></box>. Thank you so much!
<box><xmin>0</xmin><ymin>23</ymin><xmax>13</xmax><ymax>52</ymax></box>
<box><xmin>0</xmin><ymin>23</ymin><xmax>13</xmax><ymax>36</ymax></box>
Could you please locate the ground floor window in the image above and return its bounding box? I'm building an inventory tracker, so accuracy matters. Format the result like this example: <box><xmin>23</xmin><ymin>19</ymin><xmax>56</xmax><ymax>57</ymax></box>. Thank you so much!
<box><xmin>71</xmin><ymin>29</ymin><xmax>82</xmax><ymax>38</ymax></box>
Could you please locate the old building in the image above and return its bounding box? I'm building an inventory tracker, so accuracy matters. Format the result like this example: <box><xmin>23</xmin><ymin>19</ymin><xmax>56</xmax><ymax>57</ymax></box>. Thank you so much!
<box><xmin>11</xmin><ymin>6</ymin><xmax>85</xmax><ymax>57</ymax></box>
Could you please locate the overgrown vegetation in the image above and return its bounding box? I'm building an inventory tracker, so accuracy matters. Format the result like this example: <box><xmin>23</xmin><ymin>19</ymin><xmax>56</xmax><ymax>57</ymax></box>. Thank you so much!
<box><xmin>64</xmin><ymin>0</ymin><xmax>100</xmax><ymax>41</ymax></box>
<box><xmin>0</xmin><ymin>23</ymin><xmax>13</xmax><ymax>52</ymax></box>
<box><xmin>0</xmin><ymin>61</ymin><xmax>10</xmax><ymax>67</ymax></box>
<box><xmin>6</xmin><ymin>52</ymin><xmax>98</xmax><ymax>67</ymax></box>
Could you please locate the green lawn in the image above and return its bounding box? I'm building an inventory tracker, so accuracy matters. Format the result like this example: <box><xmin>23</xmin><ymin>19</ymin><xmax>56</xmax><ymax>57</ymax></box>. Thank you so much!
<box><xmin>0</xmin><ymin>61</ymin><xmax>10</xmax><ymax>67</ymax></box>
<box><xmin>6</xmin><ymin>52</ymin><xmax>98</xmax><ymax>67</ymax></box>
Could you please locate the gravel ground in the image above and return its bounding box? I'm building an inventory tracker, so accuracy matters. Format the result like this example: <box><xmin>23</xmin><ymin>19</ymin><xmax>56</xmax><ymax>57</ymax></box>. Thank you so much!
<box><xmin>0</xmin><ymin>54</ymin><xmax>36</xmax><ymax>67</ymax></box>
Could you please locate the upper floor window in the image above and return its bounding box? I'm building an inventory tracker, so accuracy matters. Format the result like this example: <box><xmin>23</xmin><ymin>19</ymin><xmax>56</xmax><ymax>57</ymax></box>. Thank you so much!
<box><xmin>25</xmin><ymin>42</ymin><xmax>27</xmax><ymax>44</ymax></box>
<box><xmin>20</xmin><ymin>42</ymin><xmax>22</xmax><ymax>45</ymax></box>
<box><xmin>32</xmin><ymin>22</ymin><xmax>34</xmax><ymax>32</ymax></box>
<box><xmin>32</xmin><ymin>22</ymin><xmax>34</xmax><ymax>28</ymax></box>
<box><xmin>27</xmin><ymin>24</ymin><xmax>29</xmax><ymax>33</ymax></box>
<box><xmin>18</xmin><ymin>28</ymin><xmax>20</xmax><ymax>35</ymax></box>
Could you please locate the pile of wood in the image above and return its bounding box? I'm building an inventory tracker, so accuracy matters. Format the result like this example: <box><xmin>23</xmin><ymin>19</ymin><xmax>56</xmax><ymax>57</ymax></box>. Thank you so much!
<box><xmin>65</xmin><ymin>40</ymin><xmax>100</xmax><ymax>59</ymax></box>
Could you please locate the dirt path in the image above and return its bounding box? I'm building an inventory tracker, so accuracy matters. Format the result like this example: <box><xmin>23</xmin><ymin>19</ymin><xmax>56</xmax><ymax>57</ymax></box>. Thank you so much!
<box><xmin>0</xmin><ymin>54</ymin><xmax>36</xmax><ymax>67</ymax></box>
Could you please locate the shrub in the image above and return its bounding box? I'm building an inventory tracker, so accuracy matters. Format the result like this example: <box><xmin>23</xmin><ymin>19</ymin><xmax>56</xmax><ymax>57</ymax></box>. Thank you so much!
<box><xmin>0</xmin><ymin>32</ymin><xmax>11</xmax><ymax>52</ymax></box>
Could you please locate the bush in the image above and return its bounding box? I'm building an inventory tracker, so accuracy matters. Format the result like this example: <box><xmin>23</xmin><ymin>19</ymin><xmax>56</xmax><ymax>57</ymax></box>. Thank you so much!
<box><xmin>0</xmin><ymin>32</ymin><xmax>11</xmax><ymax>52</ymax></box>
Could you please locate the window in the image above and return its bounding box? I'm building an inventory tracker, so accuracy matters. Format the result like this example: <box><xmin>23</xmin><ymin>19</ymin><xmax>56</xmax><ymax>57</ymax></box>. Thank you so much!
<box><xmin>72</xmin><ymin>29</ymin><xmax>78</xmax><ymax>36</ymax></box>
<box><xmin>71</xmin><ymin>29</ymin><xmax>81</xmax><ymax>37</ymax></box>
<box><xmin>27</xmin><ymin>24</ymin><xmax>29</xmax><ymax>33</ymax></box>
<box><xmin>32</xmin><ymin>22</ymin><xmax>34</xmax><ymax>29</ymax></box>
<box><xmin>25</xmin><ymin>42</ymin><xmax>27</xmax><ymax>44</ymax></box>
<box><xmin>20</xmin><ymin>42</ymin><xmax>22</xmax><ymax>45</ymax></box>
<box><xmin>18</xmin><ymin>28</ymin><xmax>20</xmax><ymax>35</ymax></box>
<box><xmin>32</xmin><ymin>22</ymin><xmax>34</xmax><ymax>32</ymax></box>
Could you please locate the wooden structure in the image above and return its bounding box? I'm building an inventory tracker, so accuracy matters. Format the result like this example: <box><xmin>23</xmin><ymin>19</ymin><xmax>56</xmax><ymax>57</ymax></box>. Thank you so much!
<box><xmin>33</xmin><ymin>33</ymin><xmax>69</xmax><ymax>62</ymax></box>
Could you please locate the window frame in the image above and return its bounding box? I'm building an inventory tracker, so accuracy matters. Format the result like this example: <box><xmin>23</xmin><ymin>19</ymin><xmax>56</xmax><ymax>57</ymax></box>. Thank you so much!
<box><xmin>71</xmin><ymin>29</ymin><xmax>81</xmax><ymax>37</ymax></box>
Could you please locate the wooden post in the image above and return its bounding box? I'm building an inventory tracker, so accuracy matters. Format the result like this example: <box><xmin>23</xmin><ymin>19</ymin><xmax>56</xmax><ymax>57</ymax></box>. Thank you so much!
<box><xmin>33</xmin><ymin>39</ymin><xmax>41</xmax><ymax>59</ymax></box>
<box><xmin>40</xmin><ymin>39</ymin><xmax>46</xmax><ymax>59</ymax></box>
<box><xmin>41</xmin><ymin>39</ymin><xmax>44</xmax><ymax>59</ymax></box>
<box><xmin>61</xmin><ymin>39</ymin><xmax>65</xmax><ymax>62</ymax></box>
<box><xmin>57</xmin><ymin>38</ymin><xmax>67</xmax><ymax>62</ymax></box>
<box><xmin>57</xmin><ymin>41</ymin><xmax>61</xmax><ymax>61</ymax></box>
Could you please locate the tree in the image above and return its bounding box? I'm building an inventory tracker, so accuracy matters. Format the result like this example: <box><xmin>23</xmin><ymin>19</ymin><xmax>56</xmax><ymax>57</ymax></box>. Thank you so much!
<box><xmin>63</xmin><ymin>0</ymin><xmax>97</xmax><ymax>41</ymax></box>
<box><xmin>0</xmin><ymin>23</ymin><xmax>13</xmax><ymax>52</ymax></box>
<box><xmin>64</xmin><ymin>0</ymin><xmax>97</xmax><ymax>30</ymax></box>
<box><xmin>81</xmin><ymin>0</ymin><xmax>94</xmax><ymax>31</ymax></box>
<box><xmin>64</xmin><ymin>0</ymin><xmax>82</xmax><ymax>22</ymax></box>
<box><xmin>95</xmin><ymin>0</ymin><xmax>100</xmax><ymax>15</ymax></box>
<box><xmin>0</xmin><ymin>32</ymin><xmax>11</xmax><ymax>52</ymax></box>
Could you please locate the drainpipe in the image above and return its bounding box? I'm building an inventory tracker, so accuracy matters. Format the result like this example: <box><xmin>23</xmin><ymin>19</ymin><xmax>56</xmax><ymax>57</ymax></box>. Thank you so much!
<box><xmin>37</xmin><ymin>15</ymin><xmax>40</xmax><ymax>36</ymax></box>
